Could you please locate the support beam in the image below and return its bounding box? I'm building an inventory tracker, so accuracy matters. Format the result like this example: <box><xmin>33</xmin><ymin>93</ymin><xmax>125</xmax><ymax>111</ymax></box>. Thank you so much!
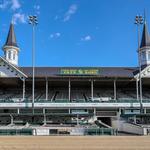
<box><xmin>94</xmin><ymin>108</ymin><xmax>96</xmax><ymax>117</ymax></box>
<box><xmin>117</xmin><ymin>108</ymin><xmax>121</xmax><ymax>118</ymax></box>
<box><xmin>136</xmin><ymin>79</ymin><xmax>139</xmax><ymax>100</ymax></box>
<box><xmin>68</xmin><ymin>109</ymin><xmax>71</xmax><ymax>114</ymax></box>
<box><xmin>77</xmin><ymin>114</ymin><xmax>79</xmax><ymax>126</ymax></box>
<box><xmin>69</xmin><ymin>78</ymin><xmax>71</xmax><ymax>101</ymax></box>
<box><xmin>133</xmin><ymin>115</ymin><xmax>136</xmax><ymax>124</ymax></box>
<box><xmin>17</xmin><ymin>108</ymin><xmax>20</xmax><ymax>115</ymax></box>
<box><xmin>46</xmin><ymin>78</ymin><xmax>48</xmax><ymax>100</ymax></box>
<box><xmin>91</xmin><ymin>79</ymin><xmax>94</xmax><ymax>100</ymax></box>
<box><xmin>139</xmin><ymin>75</ymin><xmax>143</xmax><ymax>113</ymax></box>
<box><xmin>43</xmin><ymin>108</ymin><xmax>46</xmax><ymax>125</ymax></box>
<box><xmin>114</xmin><ymin>80</ymin><xmax>117</xmax><ymax>100</ymax></box>
<box><xmin>23</xmin><ymin>78</ymin><xmax>25</xmax><ymax>100</ymax></box>
<box><xmin>10</xmin><ymin>114</ymin><xmax>13</xmax><ymax>125</ymax></box>
<box><xmin>43</xmin><ymin>114</ymin><xmax>46</xmax><ymax>125</ymax></box>
<box><xmin>43</xmin><ymin>108</ymin><xmax>46</xmax><ymax>114</ymax></box>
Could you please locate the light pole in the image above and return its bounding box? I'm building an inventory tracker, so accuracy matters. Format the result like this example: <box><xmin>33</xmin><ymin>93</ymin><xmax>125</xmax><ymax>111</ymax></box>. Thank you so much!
<box><xmin>135</xmin><ymin>15</ymin><xmax>143</xmax><ymax>114</ymax></box>
<box><xmin>29</xmin><ymin>15</ymin><xmax>38</xmax><ymax>114</ymax></box>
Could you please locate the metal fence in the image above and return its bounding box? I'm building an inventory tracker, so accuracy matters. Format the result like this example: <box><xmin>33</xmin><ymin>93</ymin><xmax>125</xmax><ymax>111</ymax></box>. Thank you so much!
<box><xmin>0</xmin><ymin>129</ymin><xmax>33</xmax><ymax>135</ymax></box>
<box><xmin>84</xmin><ymin>128</ymin><xmax>118</xmax><ymax>135</ymax></box>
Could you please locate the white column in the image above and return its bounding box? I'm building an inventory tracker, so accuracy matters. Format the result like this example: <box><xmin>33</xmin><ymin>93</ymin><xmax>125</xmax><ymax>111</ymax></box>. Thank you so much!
<box><xmin>68</xmin><ymin>109</ymin><xmax>71</xmax><ymax>114</ymax></box>
<box><xmin>133</xmin><ymin>115</ymin><xmax>136</xmax><ymax>124</ymax></box>
<box><xmin>46</xmin><ymin>78</ymin><xmax>48</xmax><ymax>100</ymax></box>
<box><xmin>6</xmin><ymin>51</ymin><xmax>8</xmax><ymax>60</ymax></box>
<box><xmin>114</xmin><ymin>80</ymin><xmax>117</xmax><ymax>100</ymax></box>
<box><xmin>43</xmin><ymin>108</ymin><xmax>46</xmax><ymax>114</ymax></box>
<box><xmin>94</xmin><ymin>108</ymin><xmax>96</xmax><ymax>117</ymax></box>
<box><xmin>69</xmin><ymin>78</ymin><xmax>71</xmax><ymax>101</ymax></box>
<box><xmin>23</xmin><ymin>78</ymin><xmax>25</xmax><ymax>100</ymax></box>
<box><xmin>91</xmin><ymin>79</ymin><xmax>94</xmax><ymax>100</ymax></box>
<box><xmin>117</xmin><ymin>108</ymin><xmax>121</xmax><ymax>118</ymax></box>
<box><xmin>136</xmin><ymin>79</ymin><xmax>139</xmax><ymax>100</ymax></box>
<box><xmin>77</xmin><ymin>114</ymin><xmax>79</xmax><ymax>126</ymax></box>
<box><xmin>17</xmin><ymin>108</ymin><xmax>20</xmax><ymax>115</ymax></box>
<box><xmin>43</xmin><ymin>108</ymin><xmax>46</xmax><ymax>125</ymax></box>
<box><xmin>43</xmin><ymin>114</ymin><xmax>46</xmax><ymax>125</ymax></box>
<box><xmin>11</xmin><ymin>51</ymin><xmax>13</xmax><ymax>60</ymax></box>
<box><xmin>10</xmin><ymin>114</ymin><xmax>13</xmax><ymax>125</ymax></box>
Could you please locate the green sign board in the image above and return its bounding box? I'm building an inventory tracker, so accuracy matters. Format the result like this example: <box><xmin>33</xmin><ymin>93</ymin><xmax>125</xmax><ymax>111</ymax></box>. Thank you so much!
<box><xmin>60</xmin><ymin>69</ymin><xmax>99</xmax><ymax>75</ymax></box>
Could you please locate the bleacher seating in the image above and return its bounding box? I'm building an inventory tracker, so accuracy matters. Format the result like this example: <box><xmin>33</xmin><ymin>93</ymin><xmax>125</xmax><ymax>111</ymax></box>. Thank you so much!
<box><xmin>0</xmin><ymin>87</ymin><xmax>150</xmax><ymax>102</ymax></box>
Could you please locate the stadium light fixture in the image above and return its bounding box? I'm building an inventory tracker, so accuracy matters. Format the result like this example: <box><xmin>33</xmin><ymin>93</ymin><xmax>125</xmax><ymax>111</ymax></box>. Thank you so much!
<box><xmin>134</xmin><ymin>15</ymin><xmax>143</xmax><ymax>114</ymax></box>
<box><xmin>28</xmin><ymin>15</ymin><xmax>38</xmax><ymax>114</ymax></box>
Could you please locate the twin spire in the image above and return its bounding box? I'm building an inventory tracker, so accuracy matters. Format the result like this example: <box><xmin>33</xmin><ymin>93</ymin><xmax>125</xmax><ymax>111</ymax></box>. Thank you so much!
<box><xmin>2</xmin><ymin>22</ymin><xmax>19</xmax><ymax>66</ymax></box>
<box><xmin>140</xmin><ymin>14</ymin><xmax>150</xmax><ymax>49</ymax></box>
<box><xmin>3</xmin><ymin>22</ymin><xmax>18</xmax><ymax>48</ymax></box>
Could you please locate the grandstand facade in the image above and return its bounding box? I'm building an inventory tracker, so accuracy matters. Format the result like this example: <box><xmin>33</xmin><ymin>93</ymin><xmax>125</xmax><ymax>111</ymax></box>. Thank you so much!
<box><xmin>0</xmin><ymin>21</ymin><xmax>150</xmax><ymax>136</ymax></box>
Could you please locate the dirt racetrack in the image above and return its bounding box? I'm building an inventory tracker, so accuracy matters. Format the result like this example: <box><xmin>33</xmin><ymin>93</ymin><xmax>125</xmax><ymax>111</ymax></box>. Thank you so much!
<box><xmin>0</xmin><ymin>136</ymin><xmax>149</xmax><ymax>150</ymax></box>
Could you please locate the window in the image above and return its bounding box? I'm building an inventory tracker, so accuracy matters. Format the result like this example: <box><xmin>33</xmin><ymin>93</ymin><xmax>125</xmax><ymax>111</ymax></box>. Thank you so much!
<box><xmin>148</xmin><ymin>52</ymin><xmax>150</xmax><ymax>61</ymax></box>
<box><xmin>141</xmin><ymin>51</ymin><xmax>145</xmax><ymax>61</ymax></box>
<box><xmin>8</xmin><ymin>51</ymin><xmax>11</xmax><ymax>59</ymax></box>
<box><xmin>13</xmin><ymin>52</ymin><xmax>15</xmax><ymax>60</ymax></box>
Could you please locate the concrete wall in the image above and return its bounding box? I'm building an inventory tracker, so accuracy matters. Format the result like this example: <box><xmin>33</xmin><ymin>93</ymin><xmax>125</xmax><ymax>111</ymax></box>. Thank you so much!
<box><xmin>33</xmin><ymin>128</ymin><xmax>49</xmax><ymax>136</ymax></box>
<box><xmin>112</xmin><ymin>119</ymin><xmax>144</xmax><ymax>135</ymax></box>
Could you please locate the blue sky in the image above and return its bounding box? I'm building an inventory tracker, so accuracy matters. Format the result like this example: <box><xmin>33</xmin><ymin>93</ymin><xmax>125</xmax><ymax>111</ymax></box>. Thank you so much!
<box><xmin>0</xmin><ymin>0</ymin><xmax>149</xmax><ymax>67</ymax></box>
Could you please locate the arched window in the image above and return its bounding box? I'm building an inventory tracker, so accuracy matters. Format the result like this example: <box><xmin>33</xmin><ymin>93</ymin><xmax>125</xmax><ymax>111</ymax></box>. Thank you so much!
<box><xmin>8</xmin><ymin>51</ymin><xmax>11</xmax><ymax>59</ymax></box>
<box><xmin>13</xmin><ymin>52</ymin><xmax>16</xmax><ymax>60</ymax></box>
<box><xmin>141</xmin><ymin>51</ymin><xmax>145</xmax><ymax>61</ymax></box>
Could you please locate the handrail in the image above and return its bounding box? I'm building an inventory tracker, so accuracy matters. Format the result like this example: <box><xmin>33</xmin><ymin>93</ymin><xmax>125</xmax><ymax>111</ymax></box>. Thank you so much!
<box><xmin>0</xmin><ymin>98</ymin><xmax>150</xmax><ymax>103</ymax></box>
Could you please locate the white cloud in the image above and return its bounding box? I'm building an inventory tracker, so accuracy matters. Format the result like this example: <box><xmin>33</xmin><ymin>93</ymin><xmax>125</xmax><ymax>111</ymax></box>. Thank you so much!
<box><xmin>13</xmin><ymin>13</ymin><xmax>26</xmax><ymax>24</ymax></box>
<box><xmin>50</xmin><ymin>32</ymin><xmax>61</xmax><ymax>39</ymax></box>
<box><xmin>34</xmin><ymin>5</ymin><xmax>40</xmax><ymax>10</ymax></box>
<box><xmin>0</xmin><ymin>0</ymin><xmax>10</xmax><ymax>9</ymax></box>
<box><xmin>11</xmin><ymin>0</ymin><xmax>21</xmax><ymax>10</ymax></box>
<box><xmin>63</xmin><ymin>4</ymin><xmax>78</xmax><ymax>22</ymax></box>
<box><xmin>55</xmin><ymin>32</ymin><xmax>61</xmax><ymax>37</ymax></box>
<box><xmin>34</xmin><ymin>5</ymin><xmax>40</xmax><ymax>15</ymax></box>
<box><xmin>81</xmin><ymin>35</ymin><xmax>92</xmax><ymax>41</ymax></box>
<box><xmin>0</xmin><ymin>0</ymin><xmax>21</xmax><ymax>11</ymax></box>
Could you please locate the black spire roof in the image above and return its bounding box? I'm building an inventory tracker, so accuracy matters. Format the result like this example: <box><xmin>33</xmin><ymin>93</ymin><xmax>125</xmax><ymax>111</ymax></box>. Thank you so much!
<box><xmin>140</xmin><ymin>21</ymin><xmax>150</xmax><ymax>48</ymax></box>
<box><xmin>4</xmin><ymin>23</ymin><xmax>18</xmax><ymax>48</ymax></box>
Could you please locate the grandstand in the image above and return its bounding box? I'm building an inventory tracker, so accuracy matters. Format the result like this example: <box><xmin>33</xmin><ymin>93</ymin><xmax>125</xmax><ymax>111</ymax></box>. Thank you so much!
<box><xmin>1</xmin><ymin>20</ymin><xmax>150</xmax><ymax>136</ymax></box>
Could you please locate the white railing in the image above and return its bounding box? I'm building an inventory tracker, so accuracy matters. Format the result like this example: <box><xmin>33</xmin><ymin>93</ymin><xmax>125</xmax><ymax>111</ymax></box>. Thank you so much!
<box><xmin>0</xmin><ymin>102</ymin><xmax>149</xmax><ymax>108</ymax></box>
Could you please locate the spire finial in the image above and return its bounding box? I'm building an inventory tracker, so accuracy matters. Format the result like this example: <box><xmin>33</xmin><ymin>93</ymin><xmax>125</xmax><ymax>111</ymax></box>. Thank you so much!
<box><xmin>11</xmin><ymin>16</ymin><xmax>14</xmax><ymax>24</ymax></box>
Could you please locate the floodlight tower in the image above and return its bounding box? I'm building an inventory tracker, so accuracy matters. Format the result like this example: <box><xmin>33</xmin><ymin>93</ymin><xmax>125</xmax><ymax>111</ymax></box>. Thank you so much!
<box><xmin>28</xmin><ymin>15</ymin><xmax>38</xmax><ymax>114</ymax></box>
<box><xmin>135</xmin><ymin>15</ymin><xmax>144</xmax><ymax>113</ymax></box>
